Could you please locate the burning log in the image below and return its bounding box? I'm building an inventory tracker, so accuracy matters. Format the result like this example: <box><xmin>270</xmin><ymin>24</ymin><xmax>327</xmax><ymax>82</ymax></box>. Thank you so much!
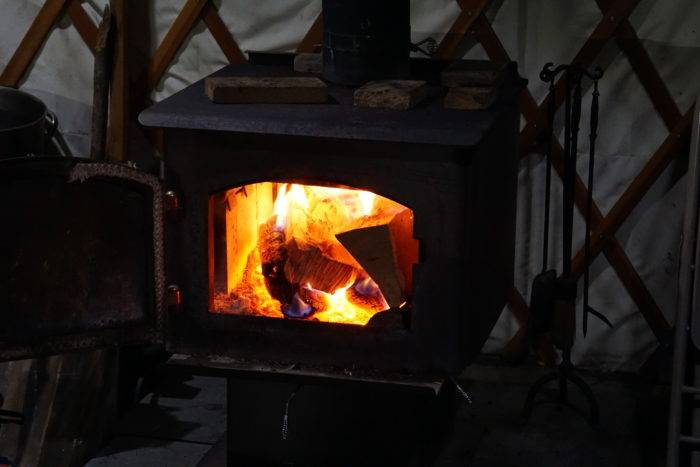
<box><xmin>283</xmin><ymin>293</ymin><xmax>315</xmax><ymax>318</ymax></box>
<box><xmin>336</xmin><ymin>210</ymin><xmax>418</xmax><ymax>308</ymax></box>
<box><xmin>258</xmin><ymin>219</ymin><xmax>295</xmax><ymax>306</ymax></box>
<box><xmin>225</xmin><ymin>183</ymin><xmax>273</xmax><ymax>293</ymax></box>
<box><xmin>346</xmin><ymin>277</ymin><xmax>389</xmax><ymax>312</ymax></box>
<box><xmin>284</xmin><ymin>238</ymin><xmax>357</xmax><ymax>293</ymax></box>
<box><xmin>336</xmin><ymin>224</ymin><xmax>402</xmax><ymax>307</ymax></box>
<box><xmin>298</xmin><ymin>285</ymin><xmax>327</xmax><ymax>311</ymax></box>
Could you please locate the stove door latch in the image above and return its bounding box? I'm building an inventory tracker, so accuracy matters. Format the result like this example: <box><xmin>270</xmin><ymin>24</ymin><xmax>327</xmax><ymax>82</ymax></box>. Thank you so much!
<box><xmin>167</xmin><ymin>284</ymin><xmax>182</xmax><ymax>312</ymax></box>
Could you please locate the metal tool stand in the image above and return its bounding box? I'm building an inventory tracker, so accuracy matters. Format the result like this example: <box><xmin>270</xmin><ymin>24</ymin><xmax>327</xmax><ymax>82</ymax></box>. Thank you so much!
<box><xmin>666</xmin><ymin>98</ymin><xmax>700</xmax><ymax>466</ymax></box>
<box><xmin>522</xmin><ymin>63</ymin><xmax>604</xmax><ymax>425</ymax></box>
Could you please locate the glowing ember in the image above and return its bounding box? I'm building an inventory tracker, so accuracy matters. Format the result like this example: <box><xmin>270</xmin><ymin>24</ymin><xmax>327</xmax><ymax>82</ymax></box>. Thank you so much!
<box><xmin>211</xmin><ymin>182</ymin><xmax>415</xmax><ymax>325</ymax></box>
<box><xmin>311</xmin><ymin>284</ymin><xmax>377</xmax><ymax>324</ymax></box>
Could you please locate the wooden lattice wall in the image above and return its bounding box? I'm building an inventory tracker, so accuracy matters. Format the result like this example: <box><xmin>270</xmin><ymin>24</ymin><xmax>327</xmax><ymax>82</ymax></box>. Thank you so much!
<box><xmin>2</xmin><ymin>0</ymin><xmax>696</xmax><ymax>354</ymax></box>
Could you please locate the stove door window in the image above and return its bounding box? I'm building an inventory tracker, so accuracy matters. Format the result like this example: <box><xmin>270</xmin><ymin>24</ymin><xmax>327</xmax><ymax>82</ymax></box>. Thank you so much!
<box><xmin>209</xmin><ymin>182</ymin><xmax>418</xmax><ymax>326</ymax></box>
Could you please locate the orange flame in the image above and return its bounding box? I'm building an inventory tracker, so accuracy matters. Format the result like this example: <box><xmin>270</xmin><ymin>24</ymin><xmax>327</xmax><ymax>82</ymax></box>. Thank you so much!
<box><xmin>213</xmin><ymin>182</ymin><xmax>412</xmax><ymax>325</ymax></box>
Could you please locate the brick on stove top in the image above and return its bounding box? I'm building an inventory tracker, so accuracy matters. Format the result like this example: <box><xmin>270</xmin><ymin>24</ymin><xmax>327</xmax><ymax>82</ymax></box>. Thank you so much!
<box><xmin>353</xmin><ymin>80</ymin><xmax>428</xmax><ymax>110</ymax></box>
<box><xmin>441</xmin><ymin>60</ymin><xmax>510</xmax><ymax>88</ymax></box>
<box><xmin>444</xmin><ymin>86</ymin><xmax>497</xmax><ymax>111</ymax></box>
<box><xmin>205</xmin><ymin>76</ymin><xmax>328</xmax><ymax>104</ymax></box>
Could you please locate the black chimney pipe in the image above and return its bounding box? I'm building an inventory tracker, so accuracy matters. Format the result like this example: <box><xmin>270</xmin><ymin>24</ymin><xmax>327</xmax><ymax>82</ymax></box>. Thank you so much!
<box><xmin>322</xmin><ymin>0</ymin><xmax>411</xmax><ymax>86</ymax></box>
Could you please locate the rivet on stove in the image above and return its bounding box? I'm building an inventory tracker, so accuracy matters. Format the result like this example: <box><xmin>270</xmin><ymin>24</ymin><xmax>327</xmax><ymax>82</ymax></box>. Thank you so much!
<box><xmin>164</xmin><ymin>190</ymin><xmax>180</xmax><ymax>219</ymax></box>
<box><xmin>167</xmin><ymin>284</ymin><xmax>182</xmax><ymax>309</ymax></box>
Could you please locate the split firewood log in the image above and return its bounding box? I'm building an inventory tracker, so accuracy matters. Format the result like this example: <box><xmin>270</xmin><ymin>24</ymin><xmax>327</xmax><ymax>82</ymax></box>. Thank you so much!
<box><xmin>336</xmin><ymin>209</ymin><xmax>418</xmax><ymax>308</ymax></box>
<box><xmin>284</xmin><ymin>238</ymin><xmax>357</xmax><ymax>293</ymax></box>
<box><xmin>298</xmin><ymin>285</ymin><xmax>327</xmax><ymax>311</ymax></box>
<box><xmin>258</xmin><ymin>219</ymin><xmax>294</xmax><ymax>306</ymax></box>
<box><xmin>337</xmin><ymin>224</ymin><xmax>402</xmax><ymax>307</ymax></box>
<box><xmin>346</xmin><ymin>277</ymin><xmax>389</xmax><ymax>312</ymax></box>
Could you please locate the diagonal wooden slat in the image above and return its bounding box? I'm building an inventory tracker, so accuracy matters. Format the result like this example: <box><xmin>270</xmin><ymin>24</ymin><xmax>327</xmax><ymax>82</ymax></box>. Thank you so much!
<box><xmin>146</xmin><ymin>0</ymin><xmax>209</xmax><ymax>91</ymax></box>
<box><xmin>613</xmin><ymin>21</ymin><xmax>682</xmax><ymax>130</ymax></box>
<box><xmin>518</xmin><ymin>0</ymin><xmax>643</xmax><ymax>153</ymax></box>
<box><xmin>549</xmin><ymin>139</ymin><xmax>670</xmax><ymax>335</ymax></box>
<box><xmin>473</xmin><ymin>12</ymin><xmax>669</xmax><ymax>336</ymax></box>
<box><xmin>0</xmin><ymin>0</ymin><xmax>68</xmax><ymax>87</ymax></box>
<box><xmin>296</xmin><ymin>12</ymin><xmax>323</xmax><ymax>53</ymax></box>
<box><xmin>507</xmin><ymin>286</ymin><xmax>529</xmax><ymax>325</ymax></box>
<box><xmin>434</xmin><ymin>0</ymin><xmax>490</xmax><ymax>60</ymax></box>
<box><xmin>67</xmin><ymin>0</ymin><xmax>98</xmax><ymax>52</ymax></box>
<box><xmin>563</xmin><ymin>2</ymin><xmax>688</xmax><ymax>301</ymax></box>
<box><xmin>570</xmin><ymin>107</ymin><xmax>695</xmax><ymax>280</ymax></box>
<box><xmin>600</xmin><ymin>237</ymin><xmax>672</xmax><ymax>337</ymax></box>
<box><xmin>201</xmin><ymin>2</ymin><xmax>246</xmax><ymax>64</ymax></box>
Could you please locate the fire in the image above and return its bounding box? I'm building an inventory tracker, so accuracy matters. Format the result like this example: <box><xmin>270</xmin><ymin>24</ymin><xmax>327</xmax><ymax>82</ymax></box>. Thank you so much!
<box><xmin>273</xmin><ymin>183</ymin><xmax>289</xmax><ymax>229</ymax></box>
<box><xmin>358</xmin><ymin>190</ymin><xmax>375</xmax><ymax>216</ymax></box>
<box><xmin>312</xmin><ymin>285</ymin><xmax>376</xmax><ymax>324</ymax></box>
<box><xmin>211</xmin><ymin>182</ymin><xmax>416</xmax><ymax>325</ymax></box>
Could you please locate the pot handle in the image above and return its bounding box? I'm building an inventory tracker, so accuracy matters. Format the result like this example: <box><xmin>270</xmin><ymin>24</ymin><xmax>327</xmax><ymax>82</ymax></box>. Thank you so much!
<box><xmin>45</xmin><ymin>110</ymin><xmax>58</xmax><ymax>141</ymax></box>
<box><xmin>44</xmin><ymin>111</ymin><xmax>72</xmax><ymax>157</ymax></box>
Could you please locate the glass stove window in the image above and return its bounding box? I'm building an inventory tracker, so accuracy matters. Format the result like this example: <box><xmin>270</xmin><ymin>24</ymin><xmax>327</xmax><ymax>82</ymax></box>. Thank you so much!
<box><xmin>208</xmin><ymin>182</ymin><xmax>417</xmax><ymax>326</ymax></box>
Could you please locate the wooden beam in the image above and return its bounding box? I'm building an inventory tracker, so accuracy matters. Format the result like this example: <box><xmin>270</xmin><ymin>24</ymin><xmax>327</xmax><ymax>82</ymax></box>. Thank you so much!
<box><xmin>201</xmin><ymin>2</ymin><xmax>246</xmax><ymax>64</ymax></box>
<box><xmin>614</xmin><ymin>21</ymin><xmax>681</xmax><ymax>130</ymax></box>
<box><xmin>0</xmin><ymin>0</ymin><xmax>68</xmax><ymax>87</ymax></box>
<box><xmin>507</xmin><ymin>286</ymin><xmax>529</xmax><ymax>325</ymax></box>
<box><xmin>595</xmin><ymin>0</ymin><xmax>681</xmax><ymax>130</ymax></box>
<box><xmin>549</xmin><ymin>139</ymin><xmax>669</xmax><ymax>334</ymax></box>
<box><xmin>570</xmin><ymin>107</ymin><xmax>695</xmax><ymax>280</ymax></box>
<box><xmin>434</xmin><ymin>0</ymin><xmax>491</xmax><ymax>60</ymax></box>
<box><xmin>107</xmin><ymin>0</ymin><xmax>128</xmax><ymax>162</ymax></box>
<box><xmin>67</xmin><ymin>0</ymin><xmax>98</xmax><ymax>52</ymax></box>
<box><xmin>296</xmin><ymin>12</ymin><xmax>323</xmax><ymax>53</ymax></box>
<box><xmin>468</xmin><ymin>0</ymin><xmax>679</xmax><ymax>338</ymax></box>
<box><xmin>601</xmin><ymin>238</ymin><xmax>672</xmax><ymax>337</ymax></box>
<box><xmin>475</xmin><ymin>12</ymin><xmax>669</xmax><ymax>338</ymax></box>
<box><xmin>146</xmin><ymin>0</ymin><xmax>209</xmax><ymax>91</ymax></box>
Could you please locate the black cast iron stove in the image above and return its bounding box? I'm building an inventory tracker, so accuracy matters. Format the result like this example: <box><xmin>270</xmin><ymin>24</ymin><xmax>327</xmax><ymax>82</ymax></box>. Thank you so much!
<box><xmin>138</xmin><ymin>56</ymin><xmax>522</xmax><ymax>376</ymax></box>
<box><xmin>0</xmin><ymin>55</ymin><xmax>523</xmax><ymax>466</ymax></box>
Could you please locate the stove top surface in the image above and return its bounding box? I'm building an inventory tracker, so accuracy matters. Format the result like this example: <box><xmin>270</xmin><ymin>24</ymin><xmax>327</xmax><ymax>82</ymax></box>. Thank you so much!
<box><xmin>139</xmin><ymin>57</ymin><xmax>521</xmax><ymax>148</ymax></box>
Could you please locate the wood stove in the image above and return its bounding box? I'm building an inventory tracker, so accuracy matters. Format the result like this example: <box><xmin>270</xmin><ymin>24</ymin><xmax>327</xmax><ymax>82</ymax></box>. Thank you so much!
<box><xmin>0</xmin><ymin>58</ymin><xmax>522</xmax><ymax>379</ymax></box>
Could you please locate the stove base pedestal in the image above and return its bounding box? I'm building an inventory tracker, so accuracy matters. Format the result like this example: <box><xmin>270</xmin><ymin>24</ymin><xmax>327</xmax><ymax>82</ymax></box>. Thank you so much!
<box><xmin>222</xmin><ymin>375</ymin><xmax>455</xmax><ymax>467</ymax></box>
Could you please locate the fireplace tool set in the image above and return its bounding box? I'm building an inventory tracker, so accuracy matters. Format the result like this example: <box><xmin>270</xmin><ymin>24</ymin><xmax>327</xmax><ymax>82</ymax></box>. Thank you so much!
<box><xmin>523</xmin><ymin>62</ymin><xmax>611</xmax><ymax>424</ymax></box>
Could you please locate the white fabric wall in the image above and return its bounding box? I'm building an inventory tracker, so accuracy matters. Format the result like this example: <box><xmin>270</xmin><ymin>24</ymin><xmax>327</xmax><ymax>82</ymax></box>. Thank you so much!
<box><xmin>2</xmin><ymin>0</ymin><xmax>699</xmax><ymax>371</ymax></box>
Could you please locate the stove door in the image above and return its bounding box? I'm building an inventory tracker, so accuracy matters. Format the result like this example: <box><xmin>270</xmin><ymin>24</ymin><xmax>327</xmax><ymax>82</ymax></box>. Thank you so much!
<box><xmin>0</xmin><ymin>157</ymin><xmax>164</xmax><ymax>361</ymax></box>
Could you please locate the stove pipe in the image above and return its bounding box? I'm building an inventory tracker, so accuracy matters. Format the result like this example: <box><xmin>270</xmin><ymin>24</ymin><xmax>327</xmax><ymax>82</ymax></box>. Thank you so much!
<box><xmin>322</xmin><ymin>0</ymin><xmax>411</xmax><ymax>86</ymax></box>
